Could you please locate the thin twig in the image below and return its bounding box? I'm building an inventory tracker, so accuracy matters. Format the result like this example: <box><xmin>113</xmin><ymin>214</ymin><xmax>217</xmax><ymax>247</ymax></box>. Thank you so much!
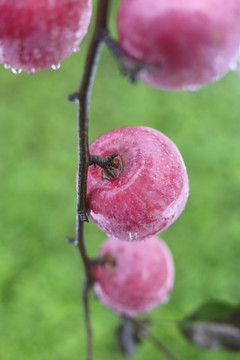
<box><xmin>83</xmin><ymin>279</ymin><xmax>93</xmax><ymax>360</ymax></box>
<box><xmin>146</xmin><ymin>331</ymin><xmax>180</xmax><ymax>360</ymax></box>
<box><xmin>131</xmin><ymin>318</ymin><xmax>180</xmax><ymax>360</ymax></box>
<box><xmin>68</xmin><ymin>0</ymin><xmax>111</xmax><ymax>359</ymax></box>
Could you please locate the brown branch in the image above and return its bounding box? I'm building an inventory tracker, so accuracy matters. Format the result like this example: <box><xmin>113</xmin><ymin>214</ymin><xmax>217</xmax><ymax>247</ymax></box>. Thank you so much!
<box><xmin>68</xmin><ymin>0</ymin><xmax>111</xmax><ymax>359</ymax></box>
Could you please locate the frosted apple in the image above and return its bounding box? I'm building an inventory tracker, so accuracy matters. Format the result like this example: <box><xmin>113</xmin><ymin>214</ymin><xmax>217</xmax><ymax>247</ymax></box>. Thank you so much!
<box><xmin>87</xmin><ymin>126</ymin><xmax>189</xmax><ymax>241</ymax></box>
<box><xmin>117</xmin><ymin>0</ymin><xmax>240</xmax><ymax>90</ymax></box>
<box><xmin>93</xmin><ymin>236</ymin><xmax>175</xmax><ymax>316</ymax></box>
<box><xmin>0</xmin><ymin>0</ymin><xmax>92</xmax><ymax>73</ymax></box>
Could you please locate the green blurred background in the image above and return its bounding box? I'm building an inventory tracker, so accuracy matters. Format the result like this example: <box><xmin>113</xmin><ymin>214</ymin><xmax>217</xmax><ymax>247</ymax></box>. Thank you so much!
<box><xmin>1</xmin><ymin>2</ymin><xmax>240</xmax><ymax>359</ymax></box>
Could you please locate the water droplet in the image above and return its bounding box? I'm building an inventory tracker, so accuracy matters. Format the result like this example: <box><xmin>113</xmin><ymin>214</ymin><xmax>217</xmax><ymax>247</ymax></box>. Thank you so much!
<box><xmin>11</xmin><ymin>68</ymin><xmax>22</xmax><ymax>74</ymax></box>
<box><xmin>28</xmin><ymin>68</ymin><xmax>36</xmax><ymax>75</ymax></box>
<box><xmin>51</xmin><ymin>63</ymin><xmax>61</xmax><ymax>70</ymax></box>
<box><xmin>128</xmin><ymin>232</ymin><xmax>138</xmax><ymax>241</ymax></box>
<box><xmin>161</xmin><ymin>295</ymin><xmax>170</xmax><ymax>304</ymax></box>
<box><xmin>229</xmin><ymin>60</ymin><xmax>238</xmax><ymax>71</ymax></box>
<box><xmin>73</xmin><ymin>47</ymin><xmax>80</xmax><ymax>53</ymax></box>
<box><xmin>4</xmin><ymin>63</ymin><xmax>11</xmax><ymax>69</ymax></box>
<box><xmin>184</xmin><ymin>84</ymin><xmax>199</xmax><ymax>92</ymax></box>
<box><xmin>76</xmin><ymin>30</ymin><xmax>83</xmax><ymax>38</ymax></box>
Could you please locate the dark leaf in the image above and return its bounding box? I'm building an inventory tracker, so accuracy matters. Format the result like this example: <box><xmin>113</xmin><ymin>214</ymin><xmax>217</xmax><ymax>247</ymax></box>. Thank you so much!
<box><xmin>178</xmin><ymin>300</ymin><xmax>240</xmax><ymax>351</ymax></box>
<box><xmin>117</xmin><ymin>317</ymin><xmax>137</xmax><ymax>357</ymax></box>
<box><xmin>116</xmin><ymin>317</ymin><xmax>151</xmax><ymax>357</ymax></box>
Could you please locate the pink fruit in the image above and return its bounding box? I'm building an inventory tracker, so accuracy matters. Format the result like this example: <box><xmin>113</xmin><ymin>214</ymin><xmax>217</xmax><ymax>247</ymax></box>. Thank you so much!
<box><xmin>0</xmin><ymin>45</ymin><xmax>3</xmax><ymax>64</ymax></box>
<box><xmin>0</xmin><ymin>0</ymin><xmax>92</xmax><ymax>73</ymax></box>
<box><xmin>93</xmin><ymin>236</ymin><xmax>175</xmax><ymax>316</ymax></box>
<box><xmin>87</xmin><ymin>126</ymin><xmax>189</xmax><ymax>241</ymax></box>
<box><xmin>117</xmin><ymin>0</ymin><xmax>240</xmax><ymax>90</ymax></box>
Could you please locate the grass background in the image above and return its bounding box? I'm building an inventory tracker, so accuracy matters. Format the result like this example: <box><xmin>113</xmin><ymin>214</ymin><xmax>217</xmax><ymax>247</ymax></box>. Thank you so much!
<box><xmin>0</xmin><ymin>2</ymin><xmax>240</xmax><ymax>359</ymax></box>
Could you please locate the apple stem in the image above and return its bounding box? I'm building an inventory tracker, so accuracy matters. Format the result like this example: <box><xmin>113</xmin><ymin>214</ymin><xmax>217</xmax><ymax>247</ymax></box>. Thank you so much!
<box><xmin>103</xmin><ymin>30</ymin><xmax>157</xmax><ymax>83</ymax></box>
<box><xmin>91</xmin><ymin>253</ymin><xmax>117</xmax><ymax>268</ymax></box>
<box><xmin>89</xmin><ymin>153</ymin><xmax>118</xmax><ymax>168</ymax></box>
<box><xmin>68</xmin><ymin>0</ymin><xmax>111</xmax><ymax>359</ymax></box>
<box><xmin>89</xmin><ymin>153</ymin><xmax>122</xmax><ymax>179</ymax></box>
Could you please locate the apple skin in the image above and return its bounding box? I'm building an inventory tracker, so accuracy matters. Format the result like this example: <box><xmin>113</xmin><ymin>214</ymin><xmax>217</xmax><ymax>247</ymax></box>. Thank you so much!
<box><xmin>117</xmin><ymin>0</ymin><xmax>240</xmax><ymax>90</ymax></box>
<box><xmin>93</xmin><ymin>236</ymin><xmax>175</xmax><ymax>316</ymax></box>
<box><xmin>87</xmin><ymin>126</ymin><xmax>189</xmax><ymax>241</ymax></box>
<box><xmin>0</xmin><ymin>0</ymin><xmax>92</xmax><ymax>72</ymax></box>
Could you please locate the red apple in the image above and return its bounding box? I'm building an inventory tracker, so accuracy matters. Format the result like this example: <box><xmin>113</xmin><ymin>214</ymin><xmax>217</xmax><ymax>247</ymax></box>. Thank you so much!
<box><xmin>93</xmin><ymin>236</ymin><xmax>175</xmax><ymax>316</ymax></box>
<box><xmin>87</xmin><ymin>126</ymin><xmax>189</xmax><ymax>241</ymax></box>
<box><xmin>117</xmin><ymin>0</ymin><xmax>240</xmax><ymax>90</ymax></box>
<box><xmin>0</xmin><ymin>0</ymin><xmax>92</xmax><ymax>73</ymax></box>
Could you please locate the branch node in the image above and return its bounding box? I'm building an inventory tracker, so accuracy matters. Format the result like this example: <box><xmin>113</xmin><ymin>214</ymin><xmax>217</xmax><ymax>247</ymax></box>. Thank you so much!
<box><xmin>78</xmin><ymin>210</ymin><xmax>89</xmax><ymax>222</ymax></box>
<box><xmin>65</xmin><ymin>237</ymin><xmax>78</xmax><ymax>245</ymax></box>
<box><xmin>68</xmin><ymin>92</ymin><xmax>79</xmax><ymax>102</ymax></box>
